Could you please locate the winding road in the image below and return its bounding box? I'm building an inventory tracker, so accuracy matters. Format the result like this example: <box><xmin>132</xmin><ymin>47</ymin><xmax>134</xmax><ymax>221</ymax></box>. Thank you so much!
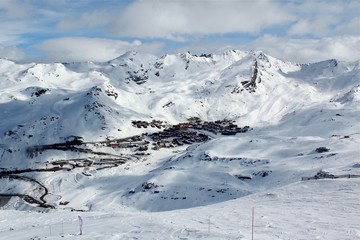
<box><xmin>0</xmin><ymin>174</ymin><xmax>54</xmax><ymax>208</ymax></box>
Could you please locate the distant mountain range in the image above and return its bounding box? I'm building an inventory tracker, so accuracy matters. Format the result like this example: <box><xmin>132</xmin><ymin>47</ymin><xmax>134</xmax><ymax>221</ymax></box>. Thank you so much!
<box><xmin>0</xmin><ymin>50</ymin><xmax>359</xmax><ymax>211</ymax></box>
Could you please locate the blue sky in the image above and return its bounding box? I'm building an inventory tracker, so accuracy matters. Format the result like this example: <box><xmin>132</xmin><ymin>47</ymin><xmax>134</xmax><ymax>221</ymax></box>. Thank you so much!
<box><xmin>0</xmin><ymin>0</ymin><xmax>359</xmax><ymax>63</ymax></box>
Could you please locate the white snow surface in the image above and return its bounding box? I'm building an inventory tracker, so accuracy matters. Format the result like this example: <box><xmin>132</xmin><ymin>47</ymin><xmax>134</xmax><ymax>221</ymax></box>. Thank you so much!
<box><xmin>0</xmin><ymin>50</ymin><xmax>360</xmax><ymax>239</ymax></box>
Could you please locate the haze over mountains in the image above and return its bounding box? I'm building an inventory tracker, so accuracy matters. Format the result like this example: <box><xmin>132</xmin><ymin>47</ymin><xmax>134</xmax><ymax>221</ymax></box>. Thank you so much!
<box><xmin>0</xmin><ymin>50</ymin><xmax>359</xmax><ymax>239</ymax></box>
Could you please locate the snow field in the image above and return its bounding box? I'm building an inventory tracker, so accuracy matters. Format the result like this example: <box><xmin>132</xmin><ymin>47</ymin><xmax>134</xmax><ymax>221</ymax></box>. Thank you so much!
<box><xmin>1</xmin><ymin>178</ymin><xmax>360</xmax><ymax>239</ymax></box>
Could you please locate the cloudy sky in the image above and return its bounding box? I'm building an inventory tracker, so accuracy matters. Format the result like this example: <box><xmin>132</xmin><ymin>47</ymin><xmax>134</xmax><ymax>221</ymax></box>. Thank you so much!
<box><xmin>0</xmin><ymin>0</ymin><xmax>359</xmax><ymax>63</ymax></box>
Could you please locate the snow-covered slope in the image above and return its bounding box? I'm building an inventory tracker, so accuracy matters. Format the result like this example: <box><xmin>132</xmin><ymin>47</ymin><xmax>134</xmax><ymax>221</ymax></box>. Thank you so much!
<box><xmin>1</xmin><ymin>178</ymin><xmax>360</xmax><ymax>239</ymax></box>
<box><xmin>0</xmin><ymin>50</ymin><xmax>359</xmax><ymax>224</ymax></box>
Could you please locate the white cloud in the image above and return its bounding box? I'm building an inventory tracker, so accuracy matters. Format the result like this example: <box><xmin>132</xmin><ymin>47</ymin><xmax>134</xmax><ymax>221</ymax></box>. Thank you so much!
<box><xmin>46</xmin><ymin>0</ymin><xmax>360</xmax><ymax>42</ymax></box>
<box><xmin>57</xmin><ymin>10</ymin><xmax>112</xmax><ymax>30</ymax></box>
<box><xmin>0</xmin><ymin>0</ymin><xmax>359</xmax><ymax>63</ymax></box>
<box><xmin>173</xmin><ymin>35</ymin><xmax>360</xmax><ymax>63</ymax></box>
<box><xmin>286</xmin><ymin>0</ymin><xmax>360</xmax><ymax>37</ymax></box>
<box><xmin>32</xmin><ymin>33</ymin><xmax>358</xmax><ymax>64</ymax></box>
<box><xmin>335</xmin><ymin>17</ymin><xmax>360</xmax><ymax>36</ymax></box>
<box><xmin>53</xmin><ymin>0</ymin><xmax>294</xmax><ymax>40</ymax></box>
<box><xmin>0</xmin><ymin>0</ymin><xmax>62</xmax><ymax>46</ymax></box>
<box><xmin>34</xmin><ymin>37</ymin><xmax>164</xmax><ymax>62</ymax></box>
<box><xmin>244</xmin><ymin>35</ymin><xmax>360</xmax><ymax>63</ymax></box>
<box><xmin>287</xmin><ymin>17</ymin><xmax>338</xmax><ymax>37</ymax></box>
<box><xmin>107</xmin><ymin>0</ymin><xmax>294</xmax><ymax>40</ymax></box>
<box><xmin>0</xmin><ymin>19</ymin><xmax>38</xmax><ymax>46</ymax></box>
<box><xmin>0</xmin><ymin>45</ymin><xmax>26</xmax><ymax>61</ymax></box>
<box><xmin>0</xmin><ymin>0</ymin><xmax>34</xmax><ymax>19</ymax></box>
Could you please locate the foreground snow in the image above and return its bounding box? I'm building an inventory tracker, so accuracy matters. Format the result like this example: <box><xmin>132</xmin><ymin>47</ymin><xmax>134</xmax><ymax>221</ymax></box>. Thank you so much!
<box><xmin>1</xmin><ymin>178</ymin><xmax>360</xmax><ymax>240</ymax></box>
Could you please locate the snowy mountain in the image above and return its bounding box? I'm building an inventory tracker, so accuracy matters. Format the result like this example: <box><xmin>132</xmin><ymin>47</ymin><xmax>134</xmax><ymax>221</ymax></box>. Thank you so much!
<box><xmin>0</xmin><ymin>50</ymin><xmax>360</xmax><ymax>238</ymax></box>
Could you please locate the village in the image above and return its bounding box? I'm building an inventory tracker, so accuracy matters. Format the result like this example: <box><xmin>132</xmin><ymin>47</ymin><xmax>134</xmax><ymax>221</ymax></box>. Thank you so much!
<box><xmin>0</xmin><ymin>118</ymin><xmax>251</xmax><ymax>209</ymax></box>
<box><xmin>22</xmin><ymin>118</ymin><xmax>252</xmax><ymax>172</ymax></box>
<box><xmin>127</xmin><ymin>117</ymin><xmax>250</xmax><ymax>151</ymax></box>
<box><xmin>105</xmin><ymin>118</ymin><xmax>248</xmax><ymax>151</ymax></box>
<box><xmin>21</xmin><ymin>118</ymin><xmax>251</xmax><ymax>178</ymax></box>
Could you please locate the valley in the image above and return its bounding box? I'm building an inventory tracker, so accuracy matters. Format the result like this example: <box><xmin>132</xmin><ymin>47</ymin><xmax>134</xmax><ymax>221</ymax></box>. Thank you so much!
<box><xmin>0</xmin><ymin>49</ymin><xmax>359</xmax><ymax>239</ymax></box>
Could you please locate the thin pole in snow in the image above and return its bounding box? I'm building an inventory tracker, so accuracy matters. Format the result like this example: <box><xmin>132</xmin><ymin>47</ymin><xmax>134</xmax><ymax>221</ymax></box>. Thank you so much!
<box><xmin>208</xmin><ymin>216</ymin><xmax>211</xmax><ymax>234</ymax></box>
<box><xmin>251</xmin><ymin>207</ymin><xmax>254</xmax><ymax>240</ymax></box>
<box><xmin>78</xmin><ymin>215</ymin><xmax>83</xmax><ymax>235</ymax></box>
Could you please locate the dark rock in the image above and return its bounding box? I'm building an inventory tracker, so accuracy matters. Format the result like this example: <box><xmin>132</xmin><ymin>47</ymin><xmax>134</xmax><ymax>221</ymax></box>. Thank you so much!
<box><xmin>315</xmin><ymin>147</ymin><xmax>330</xmax><ymax>153</ymax></box>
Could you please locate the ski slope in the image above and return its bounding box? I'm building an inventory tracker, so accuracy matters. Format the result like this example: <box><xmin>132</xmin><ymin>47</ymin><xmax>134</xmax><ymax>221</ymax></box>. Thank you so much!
<box><xmin>1</xmin><ymin>179</ymin><xmax>359</xmax><ymax>239</ymax></box>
